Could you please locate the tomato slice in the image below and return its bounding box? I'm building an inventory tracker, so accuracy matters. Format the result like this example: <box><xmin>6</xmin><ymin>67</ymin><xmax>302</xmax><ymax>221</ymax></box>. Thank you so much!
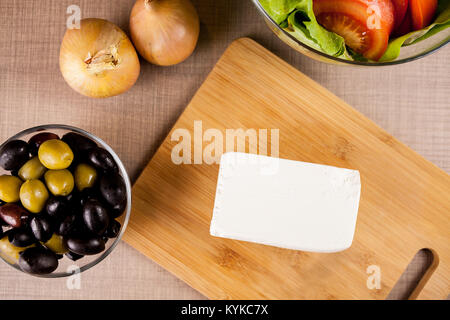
<box><xmin>410</xmin><ymin>0</ymin><xmax>438</xmax><ymax>30</ymax></box>
<box><xmin>313</xmin><ymin>0</ymin><xmax>394</xmax><ymax>61</ymax></box>
<box><xmin>391</xmin><ymin>0</ymin><xmax>409</xmax><ymax>30</ymax></box>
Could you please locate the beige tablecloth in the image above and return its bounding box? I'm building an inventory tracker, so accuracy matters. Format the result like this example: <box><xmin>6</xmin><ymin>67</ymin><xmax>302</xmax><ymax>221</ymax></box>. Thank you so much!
<box><xmin>0</xmin><ymin>0</ymin><xmax>448</xmax><ymax>299</ymax></box>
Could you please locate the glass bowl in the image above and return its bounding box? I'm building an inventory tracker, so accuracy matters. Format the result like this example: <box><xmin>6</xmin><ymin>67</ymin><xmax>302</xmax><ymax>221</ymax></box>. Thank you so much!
<box><xmin>0</xmin><ymin>124</ymin><xmax>131</xmax><ymax>277</ymax></box>
<box><xmin>251</xmin><ymin>0</ymin><xmax>450</xmax><ymax>66</ymax></box>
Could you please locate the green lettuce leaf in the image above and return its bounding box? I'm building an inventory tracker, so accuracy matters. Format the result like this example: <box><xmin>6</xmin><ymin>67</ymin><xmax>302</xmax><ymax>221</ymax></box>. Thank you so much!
<box><xmin>287</xmin><ymin>6</ymin><xmax>348</xmax><ymax>57</ymax></box>
<box><xmin>260</xmin><ymin>0</ymin><xmax>348</xmax><ymax>57</ymax></box>
<box><xmin>380</xmin><ymin>1</ymin><xmax>450</xmax><ymax>62</ymax></box>
<box><xmin>259</xmin><ymin>0</ymin><xmax>300</xmax><ymax>24</ymax></box>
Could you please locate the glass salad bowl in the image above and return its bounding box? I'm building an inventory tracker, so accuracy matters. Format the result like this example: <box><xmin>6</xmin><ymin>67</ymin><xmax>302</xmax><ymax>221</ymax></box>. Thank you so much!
<box><xmin>0</xmin><ymin>124</ymin><xmax>132</xmax><ymax>277</ymax></box>
<box><xmin>252</xmin><ymin>0</ymin><xmax>450</xmax><ymax>66</ymax></box>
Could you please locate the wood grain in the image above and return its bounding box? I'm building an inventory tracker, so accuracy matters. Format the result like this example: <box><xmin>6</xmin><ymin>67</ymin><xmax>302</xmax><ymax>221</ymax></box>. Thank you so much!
<box><xmin>123</xmin><ymin>38</ymin><xmax>450</xmax><ymax>300</ymax></box>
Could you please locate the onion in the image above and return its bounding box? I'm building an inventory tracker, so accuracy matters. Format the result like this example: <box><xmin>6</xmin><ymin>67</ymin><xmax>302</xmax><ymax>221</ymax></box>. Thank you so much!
<box><xmin>59</xmin><ymin>18</ymin><xmax>140</xmax><ymax>98</ymax></box>
<box><xmin>129</xmin><ymin>0</ymin><xmax>200</xmax><ymax>66</ymax></box>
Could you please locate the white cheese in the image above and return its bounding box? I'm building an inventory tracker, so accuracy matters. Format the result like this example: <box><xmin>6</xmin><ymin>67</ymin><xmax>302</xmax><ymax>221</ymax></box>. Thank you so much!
<box><xmin>210</xmin><ymin>152</ymin><xmax>361</xmax><ymax>252</ymax></box>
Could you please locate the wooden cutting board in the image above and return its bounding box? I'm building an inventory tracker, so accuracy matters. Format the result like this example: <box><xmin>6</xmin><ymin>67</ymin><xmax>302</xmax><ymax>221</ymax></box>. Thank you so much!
<box><xmin>122</xmin><ymin>38</ymin><xmax>450</xmax><ymax>300</ymax></box>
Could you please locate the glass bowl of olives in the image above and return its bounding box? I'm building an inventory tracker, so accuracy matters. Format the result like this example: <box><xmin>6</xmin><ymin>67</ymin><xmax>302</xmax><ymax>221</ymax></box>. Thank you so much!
<box><xmin>0</xmin><ymin>124</ymin><xmax>131</xmax><ymax>277</ymax></box>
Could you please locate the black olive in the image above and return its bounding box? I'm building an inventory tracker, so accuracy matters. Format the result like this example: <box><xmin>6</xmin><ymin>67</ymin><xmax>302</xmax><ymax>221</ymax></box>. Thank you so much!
<box><xmin>58</xmin><ymin>213</ymin><xmax>90</xmax><ymax>238</ymax></box>
<box><xmin>0</xmin><ymin>140</ymin><xmax>30</xmax><ymax>171</ymax></box>
<box><xmin>8</xmin><ymin>228</ymin><xmax>36</xmax><ymax>247</ymax></box>
<box><xmin>99</xmin><ymin>174</ymin><xmax>126</xmax><ymax>209</ymax></box>
<box><xmin>30</xmin><ymin>215</ymin><xmax>53</xmax><ymax>242</ymax></box>
<box><xmin>65</xmin><ymin>251</ymin><xmax>84</xmax><ymax>261</ymax></box>
<box><xmin>28</xmin><ymin>132</ymin><xmax>59</xmax><ymax>155</ymax></box>
<box><xmin>0</xmin><ymin>200</ymin><xmax>9</xmax><ymax>227</ymax></box>
<box><xmin>46</xmin><ymin>197</ymin><xmax>69</xmax><ymax>221</ymax></box>
<box><xmin>79</xmin><ymin>188</ymin><xmax>101</xmax><ymax>207</ymax></box>
<box><xmin>65</xmin><ymin>190</ymin><xmax>98</xmax><ymax>212</ymax></box>
<box><xmin>57</xmin><ymin>214</ymin><xmax>77</xmax><ymax>236</ymax></box>
<box><xmin>18</xmin><ymin>247</ymin><xmax>58</xmax><ymax>274</ymax></box>
<box><xmin>87</xmin><ymin>147</ymin><xmax>118</xmax><ymax>173</ymax></box>
<box><xmin>0</xmin><ymin>226</ymin><xmax>3</xmax><ymax>238</ymax></box>
<box><xmin>105</xmin><ymin>219</ymin><xmax>121</xmax><ymax>238</ymax></box>
<box><xmin>0</xmin><ymin>200</ymin><xmax>10</xmax><ymax>227</ymax></box>
<box><xmin>65</xmin><ymin>236</ymin><xmax>105</xmax><ymax>255</ymax></box>
<box><xmin>82</xmin><ymin>199</ymin><xmax>109</xmax><ymax>235</ymax></box>
<box><xmin>110</xmin><ymin>199</ymin><xmax>127</xmax><ymax>218</ymax></box>
<box><xmin>56</xmin><ymin>254</ymin><xmax>64</xmax><ymax>260</ymax></box>
<box><xmin>62</xmin><ymin>132</ymin><xmax>97</xmax><ymax>156</ymax></box>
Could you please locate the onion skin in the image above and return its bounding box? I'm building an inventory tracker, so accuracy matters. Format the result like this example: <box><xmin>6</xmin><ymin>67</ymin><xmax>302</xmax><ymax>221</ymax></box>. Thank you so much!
<box><xmin>59</xmin><ymin>18</ymin><xmax>140</xmax><ymax>98</ymax></box>
<box><xmin>130</xmin><ymin>0</ymin><xmax>200</xmax><ymax>66</ymax></box>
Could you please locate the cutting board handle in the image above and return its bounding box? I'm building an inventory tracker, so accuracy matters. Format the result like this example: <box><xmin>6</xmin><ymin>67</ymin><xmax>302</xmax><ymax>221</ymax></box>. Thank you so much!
<box><xmin>410</xmin><ymin>248</ymin><xmax>446</xmax><ymax>299</ymax></box>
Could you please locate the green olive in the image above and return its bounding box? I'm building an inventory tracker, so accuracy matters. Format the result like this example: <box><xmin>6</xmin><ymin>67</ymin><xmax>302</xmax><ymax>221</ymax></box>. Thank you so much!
<box><xmin>19</xmin><ymin>179</ymin><xmax>49</xmax><ymax>213</ymax></box>
<box><xmin>44</xmin><ymin>169</ymin><xmax>74</xmax><ymax>196</ymax></box>
<box><xmin>18</xmin><ymin>156</ymin><xmax>47</xmax><ymax>180</ymax></box>
<box><xmin>42</xmin><ymin>233</ymin><xmax>68</xmax><ymax>254</ymax></box>
<box><xmin>0</xmin><ymin>236</ymin><xmax>34</xmax><ymax>264</ymax></box>
<box><xmin>38</xmin><ymin>139</ymin><xmax>74</xmax><ymax>170</ymax></box>
<box><xmin>74</xmin><ymin>163</ymin><xmax>97</xmax><ymax>191</ymax></box>
<box><xmin>0</xmin><ymin>175</ymin><xmax>23</xmax><ymax>203</ymax></box>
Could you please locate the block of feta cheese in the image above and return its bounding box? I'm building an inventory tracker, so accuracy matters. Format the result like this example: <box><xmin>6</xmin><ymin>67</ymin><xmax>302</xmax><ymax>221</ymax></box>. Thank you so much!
<box><xmin>210</xmin><ymin>152</ymin><xmax>361</xmax><ymax>252</ymax></box>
